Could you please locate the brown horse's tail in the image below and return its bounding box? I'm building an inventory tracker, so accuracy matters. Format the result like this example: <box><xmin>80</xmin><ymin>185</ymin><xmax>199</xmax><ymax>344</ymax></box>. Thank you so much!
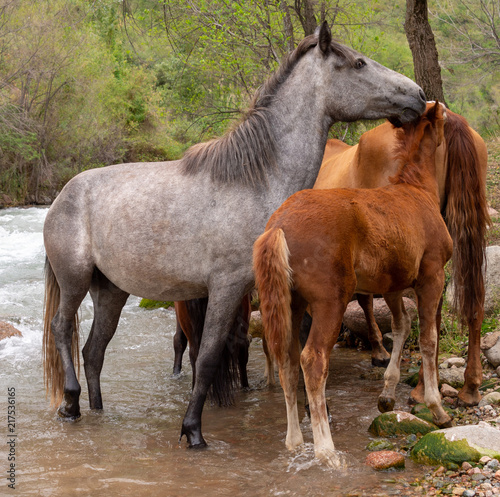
<box><xmin>443</xmin><ymin>110</ymin><xmax>491</xmax><ymax>326</ymax></box>
<box><xmin>42</xmin><ymin>257</ymin><xmax>80</xmax><ymax>407</ymax></box>
<box><xmin>253</xmin><ymin>228</ymin><xmax>293</xmax><ymax>364</ymax></box>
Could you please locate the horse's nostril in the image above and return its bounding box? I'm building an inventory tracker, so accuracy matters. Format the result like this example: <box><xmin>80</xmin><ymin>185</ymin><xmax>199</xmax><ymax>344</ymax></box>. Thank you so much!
<box><xmin>419</xmin><ymin>89</ymin><xmax>426</xmax><ymax>102</ymax></box>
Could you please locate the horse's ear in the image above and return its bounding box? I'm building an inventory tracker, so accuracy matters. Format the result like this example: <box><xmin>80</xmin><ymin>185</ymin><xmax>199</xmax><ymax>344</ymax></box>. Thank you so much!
<box><xmin>317</xmin><ymin>21</ymin><xmax>332</xmax><ymax>55</ymax></box>
<box><xmin>428</xmin><ymin>101</ymin><xmax>446</xmax><ymax>146</ymax></box>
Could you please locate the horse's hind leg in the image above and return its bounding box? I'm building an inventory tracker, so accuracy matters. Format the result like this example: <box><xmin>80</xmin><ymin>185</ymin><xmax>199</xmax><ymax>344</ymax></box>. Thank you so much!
<box><xmin>262</xmin><ymin>334</ymin><xmax>276</xmax><ymax>386</ymax></box>
<box><xmin>378</xmin><ymin>293</ymin><xmax>411</xmax><ymax>413</ymax></box>
<box><xmin>458</xmin><ymin>310</ymin><xmax>483</xmax><ymax>407</ymax></box>
<box><xmin>51</xmin><ymin>280</ymin><xmax>92</xmax><ymax>419</ymax></box>
<box><xmin>279</xmin><ymin>293</ymin><xmax>307</xmax><ymax>450</ymax></box>
<box><xmin>82</xmin><ymin>269</ymin><xmax>129</xmax><ymax>410</ymax></box>
<box><xmin>357</xmin><ymin>294</ymin><xmax>391</xmax><ymax>367</ymax></box>
<box><xmin>301</xmin><ymin>297</ymin><xmax>348</xmax><ymax>468</ymax></box>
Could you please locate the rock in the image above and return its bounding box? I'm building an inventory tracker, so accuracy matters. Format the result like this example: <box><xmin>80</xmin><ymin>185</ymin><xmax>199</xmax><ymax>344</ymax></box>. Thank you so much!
<box><xmin>360</xmin><ymin>367</ymin><xmax>386</xmax><ymax>381</ymax></box>
<box><xmin>411</xmin><ymin>403</ymin><xmax>455</xmax><ymax>425</ymax></box>
<box><xmin>411</xmin><ymin>421</ymin><xmax>500</xmax><ymax>468</ymax></box>
<box><xmin>343</xmin><ymin>297</ymin><xmax>417</xmax><ymax>340</ymax></box>
<box><xmin>447</xmin><ymin>246</ymin><xmax>500</xmax><ymax>316</ymax></box>
<box><xmin>249</xmin><ymin>311</ymin><xmax>264</xmax><ymax>339</ymax></box>
<box><xmin>478</xmin><ymin>392</ymin><xmax>500</xmax><ymax>407</ymax></box>
<box><xmin>0</xmin><ymin>193</ymin><xmax>13</xmax><ymax>207</ymax></box>
<box><xmin>366</xmin><ymin>438</ymin><xmax>395</xmax><ymax>451</ymax></box>
<box><xmin>0</xmin><ymin>322</ymin><xmax>22</xmax><ymax>340</ymax></box>
<box><xmin>369</xmin><ymin>411</ymin><xmax>438</xmax><ymax>437</ymax></box>
<box><xmin>439</xmin><ymin>367</ymin><xmax>466</xmax><ymax>389</ymax></box>
<box><xmin>463</xmin><ymin>490</ymin><xmax>476</xmax><ymax>497</ymax></box>
<box><xmin>404</xmin><ymin>372</ymin><xmax>420</xmax><ymax>387</ymax></box>
<box><xmin>445</xmin><ymin>357</ymin><xmax>467</xmax><ymax>368</ymax></box>
<box><xmin>462</xmin><ymin>461</ymin><xmax>473</xmax><ymax>471</ymax></box>
<box><xmin>481</xmin><ymin>331</ymin><xmax>500</xmax><ymax>368</ymax></box>
<box><xmin>365</xmin><ymin>450</ymin><xmax>405</xmax><ymax>470</ymax></box>
<box><xmin>441</xmin><ymin>383</ymin><xmax>459</xmax><ymax>398</ymax></box>
<box><xmin>496</xmin><ymin>365</ymin><xmax>500</xmax><ymax>377</ymax></box>
<box><xmin>382</xmin><ymin>332</ymin><xmax>393</xmax><ymax>353</ymax></box>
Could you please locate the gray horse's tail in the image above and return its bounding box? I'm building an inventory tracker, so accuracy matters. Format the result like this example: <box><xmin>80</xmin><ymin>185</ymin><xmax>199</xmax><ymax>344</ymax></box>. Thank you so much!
<box><xmin>42</xmin><ymin>257</ymin><xmax>80</xmax><ymax>407</ymax></box>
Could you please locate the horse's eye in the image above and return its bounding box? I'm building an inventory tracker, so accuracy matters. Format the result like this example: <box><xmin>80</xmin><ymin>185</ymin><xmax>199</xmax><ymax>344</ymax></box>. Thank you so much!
<box><xmin>355</xmin><ymin>59</ymin><xmax>366</xmax><ymax>69</ymax></box>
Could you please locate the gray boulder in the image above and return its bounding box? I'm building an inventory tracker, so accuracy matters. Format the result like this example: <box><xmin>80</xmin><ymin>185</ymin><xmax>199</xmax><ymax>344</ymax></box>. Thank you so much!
<box><xmin>481</xmin><ymin>331</ymin><xmax>500</xmax><ymax>368</ymax></box>
<box><xmin>447</xmin><ymin>246</ymin><xmax>500</xmax><ymax>316</ymax></box>
<box><xmin>439</xmin><ymin>367</ymin><xmax>466</xmax><ymax>389</ymax></box>
<box><xmin>343</xmin><ymin>297</ymin><xmax>417</xmax><ymax>341</ymax></box>
<box><xmin>411</xmin><ymin>422</ymin><xmax>500</xmax><ymax>468</ymax></box>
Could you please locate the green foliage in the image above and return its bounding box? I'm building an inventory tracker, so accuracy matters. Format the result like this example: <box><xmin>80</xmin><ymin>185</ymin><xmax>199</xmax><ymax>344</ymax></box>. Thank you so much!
<box><xmin>139</xmin><ymin>299</ymin><xmax>174</xmax><ymax>309</ymax></box>
<box><xmin>0</xmin><ymin>0</ymin><xmax>498</xmax><ymax>203</ymax></box>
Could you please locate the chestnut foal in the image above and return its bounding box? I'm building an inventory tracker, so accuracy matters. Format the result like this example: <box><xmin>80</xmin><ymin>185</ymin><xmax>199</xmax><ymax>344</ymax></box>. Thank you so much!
<box><xmin>253</xmin><ymin>102</ymin><xmax>453</xmax><ymax>467</ymax></box>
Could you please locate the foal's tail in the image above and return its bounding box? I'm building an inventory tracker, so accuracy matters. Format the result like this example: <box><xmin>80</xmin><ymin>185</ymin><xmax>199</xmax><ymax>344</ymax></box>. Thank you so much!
<box><xmin>42</xmin><ymin>257</ymin><xmax>80</xmax><ymax>407</ymax></box>
<box><xmin>253</xmin><ymin>228</ymin><xmax>293</xmax><ymax>364</ymax></box>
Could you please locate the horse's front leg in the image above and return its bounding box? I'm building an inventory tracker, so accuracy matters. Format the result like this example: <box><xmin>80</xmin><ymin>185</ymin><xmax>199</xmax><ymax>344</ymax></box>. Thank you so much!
<box><xmin>409</xmin><ymin>296</ymin><xmax>443</xmax><ymax>405</ymax></box>
<box><xmin>180</xmin><ymin>284</ymin><xmax>246</xmax><ymax>448</ymax></box>
<box><xmin>357</xmin><ymin>294</ymin><xmax>391</xmax><ymax>367</ymax></box>
<box><xmin>415</xmin><ymin>272</ymin><xmax>452</xmax><ymax>427</ymax></box>
<box><xmin>378</xmin><ymin>293</ymin><xmax>411</xmax><ymax>413</ymax></box>
<box><xmin>173</xmin><ymin>322</ymin><xmax>188</xmax><ymax>376</ymax></box>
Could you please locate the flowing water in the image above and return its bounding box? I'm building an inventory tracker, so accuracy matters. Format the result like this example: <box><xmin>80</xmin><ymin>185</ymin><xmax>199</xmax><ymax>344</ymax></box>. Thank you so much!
<box><xmin>0</xmin><ymin>207</ymin><xmax>427</xmax><ymax>496</ymax></box>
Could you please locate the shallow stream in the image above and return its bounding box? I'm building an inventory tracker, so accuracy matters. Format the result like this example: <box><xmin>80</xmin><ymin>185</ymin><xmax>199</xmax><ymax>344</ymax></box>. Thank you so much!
<box><xmin>0</xmin><ymin>207</ymin><xmax>427</xmax><ymax>496</ymax></box>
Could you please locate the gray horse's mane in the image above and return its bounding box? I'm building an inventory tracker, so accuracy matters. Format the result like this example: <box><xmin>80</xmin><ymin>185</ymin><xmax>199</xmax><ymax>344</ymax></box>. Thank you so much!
<box><xmin>181</xmin><ymin>35</ymin><xmax>356</xmax><ymax>186</ymax></box>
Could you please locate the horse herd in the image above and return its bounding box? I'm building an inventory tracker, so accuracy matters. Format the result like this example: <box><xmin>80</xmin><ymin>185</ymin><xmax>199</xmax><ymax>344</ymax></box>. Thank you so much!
<box><xmin>42</xmin><ymin>24</ymin><xmax>489</xmax><ymax>468</ymax></box>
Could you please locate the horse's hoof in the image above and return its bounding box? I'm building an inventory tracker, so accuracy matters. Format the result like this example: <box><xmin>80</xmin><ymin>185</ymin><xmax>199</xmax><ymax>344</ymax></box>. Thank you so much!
<box><xmin>180</xmin><ymin>423</ymin><xmax>207</xmax><ymax>448</ymax></box>
<box><xmin>57</xmin><ymin>407</ymin><xmax>81</xmax><ymax>422</ymax></box>
<box><xmin>188</xmin><ymin>440</ymin><xmax>208</xmax><ymax>449</ymax></box>
<box><xmin>315</xmin><ymin>448</ymin><xmax>347</xmax><ymax>469</ymax></box>
<box><xmin>457</xmin><ymin>390</ymin><xmax>482</xmax><ymax>407</ymax></box>
<box><xmin>378</xmin><ymin>396</ymin><xmax>395</xmax><ymax>413</ymax></box>
<box><xmin>435</xmin><ymin>416</ymin><xmax>454</xmax><ymax>429</ymax></box>
<box><xmin>372</xmin><ymin>357</ymin><xmax>390</xmax><ymax>368</ymax></box>
<box><xmin>409</xmin><ymin>386</ymin><xmax>425</xmax><ymax>405</ymax></box>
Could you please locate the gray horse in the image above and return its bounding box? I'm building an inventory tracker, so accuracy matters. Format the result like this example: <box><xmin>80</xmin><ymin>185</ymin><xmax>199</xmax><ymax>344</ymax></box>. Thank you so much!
<box><xmin>42</xmin><ymin>23</ymin><xmax>426</xmax><ymax>448</ymax></box>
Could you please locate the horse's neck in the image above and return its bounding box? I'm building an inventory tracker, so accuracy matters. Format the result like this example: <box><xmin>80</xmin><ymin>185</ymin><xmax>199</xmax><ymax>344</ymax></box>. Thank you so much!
<box><xmin>404</xmin><ymin>148</ymin><xmax>441</xmax><ymax>206</ymax></box>
<box><xmin>353</xmin><ymin>123</ymin><xmax>399</xmax><ymax>188</ymax></box>
<box><xmin>266</xmin><ymin>91</ymin><xmax>331</xmax><ymax>201</ymax></box>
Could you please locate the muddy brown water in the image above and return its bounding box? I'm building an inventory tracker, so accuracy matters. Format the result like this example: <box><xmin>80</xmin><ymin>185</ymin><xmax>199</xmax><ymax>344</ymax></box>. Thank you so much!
<box><xmin>0</xmin><ymin>208</ymin><xmax>429</xmax><ymax>496</ymax></box>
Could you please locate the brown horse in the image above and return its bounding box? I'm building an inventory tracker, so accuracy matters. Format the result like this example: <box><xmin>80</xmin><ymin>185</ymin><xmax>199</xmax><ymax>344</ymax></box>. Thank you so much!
<box><xmin>173</xmin><ymin>296</ymin><xmax>251</xmax><ymax>405</ymax></box>
<box><xmin>312</xmin><ymin>103</ymin><xmax>490</xmax><ymax>406</ymax></box>
<box><xmin>253</xmin><ymin>102</ymin><xmax>453</xmax><ymax>467</ymax></box>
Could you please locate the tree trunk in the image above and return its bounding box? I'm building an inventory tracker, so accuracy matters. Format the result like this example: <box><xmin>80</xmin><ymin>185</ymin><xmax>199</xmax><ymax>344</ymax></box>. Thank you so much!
<box><xmin>294</xmin><ymin>0</ymin><xmax>317</xmax><ymax>36</ymax></box>
<box><xmin>279</xmin><ymin>0</ymin><xmax>295</xmax><ymax>51</ymax></box>
<box><xmin>405</xmin><ymin>0</ymin><xmax>446</xmax><ymax>105</ymax></box>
